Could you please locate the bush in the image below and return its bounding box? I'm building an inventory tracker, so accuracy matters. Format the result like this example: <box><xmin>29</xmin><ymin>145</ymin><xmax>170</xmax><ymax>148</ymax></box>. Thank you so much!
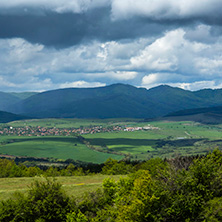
<box><xmin>0</xmin><ymin>178</ymin><xmax>75</xmax><ymax>222</ymax></box>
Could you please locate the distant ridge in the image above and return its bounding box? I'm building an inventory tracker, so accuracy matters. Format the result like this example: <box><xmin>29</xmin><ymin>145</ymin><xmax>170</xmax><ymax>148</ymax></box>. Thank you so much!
<box><xmin>9</xmin><ymin>92</ymin><xmax>38</xmax><ymax>100</ymax></box>
<box><xmin>0</xmin><ymin>92</ymin><xmax>21</xmax><ymax>111</ymax></box>
<box><xmin>3</xmin><ymin>83</ymin><xmax>222</xmax><ymax>120</ymax></box>
<box><xmin>0</xmin><ymin>110</ymin><xmax>30</xmax><ymax>123</ymax></box>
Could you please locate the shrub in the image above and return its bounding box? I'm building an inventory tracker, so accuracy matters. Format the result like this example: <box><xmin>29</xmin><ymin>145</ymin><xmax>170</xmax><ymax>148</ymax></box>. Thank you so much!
<box><xmin>0</xmin><ymin>178</ymin><xmax>75</xmax><ymax>222</ymax></box>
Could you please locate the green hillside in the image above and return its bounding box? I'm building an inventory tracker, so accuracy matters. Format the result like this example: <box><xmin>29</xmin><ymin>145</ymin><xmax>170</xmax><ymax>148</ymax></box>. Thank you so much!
<box><xmin>164</xmin><ymin>106</ymin><xmax>222</xmax><ymax>124</ymax></box>
<box><xmin>5</xmin><ymin>83</ymin><xmax>222</xmax><ymax>119</ymax></box>
<box><xmin>9</xmin><ymin>84</ymin><xmax>158</xmax><ymax>118</ymax></box>
<box><xmin>0</xmin><ymin>110</ymin><xmax>29</xmax><ymax>123</ymax></box>
<box><xmin>9</xmin><ymin>92</ymin><xmax>38</xmax><ymax>100</ymax></box>
<box><xmin>0</xmin><ymin>92</ymin><xmax>21</xmax><ymax>111</ymax></box>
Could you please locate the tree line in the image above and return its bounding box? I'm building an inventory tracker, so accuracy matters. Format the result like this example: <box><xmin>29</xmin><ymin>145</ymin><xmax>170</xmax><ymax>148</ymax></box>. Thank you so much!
<box><xmin>1</xmin><ymin>150</ymin><xmax>222</xmax><ymax>221</ymax></box>
<box><xmin>0</xmin><ymin>153</ymin><xmax>199</xmax><ymax>178</ymax></box>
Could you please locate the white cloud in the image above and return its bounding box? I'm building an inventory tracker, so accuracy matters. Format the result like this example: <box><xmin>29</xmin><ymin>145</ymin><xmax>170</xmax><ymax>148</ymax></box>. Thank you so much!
<box><xmin>131</xmin><ymin>28</ymin><xmax>220</xmax><ymax>78</ymax></box>
<box><xmin>141</xmin><ymin>72</ymin><xmax>185</xmax><ymax>89</ymax></box>
<box><xmin>131</xmin><ymin>29</ymin><xmax>185</xmax><ymax>71</ymax></box>
<box><xmin>1</xmin><ymin>0</ymin><xmax>221</xmax><ymax>23</ymax></box>
<box><xmin>108</xmin><ymin>71</ymin><xmax>138</xmax><ymax>80</ymax></box>
<box><xmin>142</xmin><ymin>78</ymin><xmax>222</xmax><ymax>91</ymax></box>
<box><xmin>0</xmin><ymin>76</ymin><xmax>53</xmax><ymax>92</ymax></box>
<box><xmin>111</xmin><ymin>0</ymin><xmax>222</xmax><ymax>21</ymax></box>
<box><xmin>1</xmin><ymin>24</ymin><xmax>222</xmax><ymax>92</ymax></box>
<box><xmin>59</xmin><ymin>81</ymin><xmax>106</xmax><ymax>88</ymax></box>
<box><xmin>142</xmin><ymin>73</ymin><xmax>159</xmax><ymax>85</ymax></box>
<box><xmin>195</xmin><ymin>57</ymin><xmax>222</xmax><ymax>75</ymax></box>
<box><xmin>1</xmin><ymin>38</ymin><xmax>44</xmax><ymax>62</ymax></box>
<box><xmin>0</xmin><ymin>76</ymin><xmax>16</xmax><ymax>88</ymax></box>
<box><xmin>85</xmin><ymin>71</ymin><xmax>138</xmax><ymax>80</ymax></box>
<box><xmin>170</xmin><ymin>80</ymin><xmax>222</xmax><ymax>91</ymax></box>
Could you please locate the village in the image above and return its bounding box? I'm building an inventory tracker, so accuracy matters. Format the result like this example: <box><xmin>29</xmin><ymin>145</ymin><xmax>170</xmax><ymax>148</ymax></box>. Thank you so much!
<box><xmin>0</xmin><ymin>124</ymin><xmax>160</xmax><ymax>137</ymax></box>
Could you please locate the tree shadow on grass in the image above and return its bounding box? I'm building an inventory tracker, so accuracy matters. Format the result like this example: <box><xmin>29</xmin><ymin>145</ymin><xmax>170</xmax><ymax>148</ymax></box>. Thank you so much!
<box><xmin>86</xmin><ymin>138</ymin><xmax>158</xmax><ymax>147</ymax></box>
<box><xmin>86</xmin><ymin>138</ymin><xmax>205</xmax><ymax>149</ymax></box>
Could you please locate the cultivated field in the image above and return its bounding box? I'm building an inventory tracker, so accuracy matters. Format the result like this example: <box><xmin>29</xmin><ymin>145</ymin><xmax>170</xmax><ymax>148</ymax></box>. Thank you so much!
<box><xmin>0</xmin><ymin>136</ymin><xmax>122</xmax><ymax>163</ymax></box>
<box><xmin>84</xmin><ymin>121</ymin><xmax>222</xmax><ymax>159</ymax></box>
<box><xmin>1</xmin><ymin>119</ymin><xmax>222</xmax><ymax>162</ymax></box>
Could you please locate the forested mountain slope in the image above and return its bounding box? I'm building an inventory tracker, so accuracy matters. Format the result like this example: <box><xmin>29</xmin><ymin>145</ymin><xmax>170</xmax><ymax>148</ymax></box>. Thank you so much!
<box><xmin>4</xmin><ymin>84</ymin><xmax>222</xmax><ymax>119</ymax></box>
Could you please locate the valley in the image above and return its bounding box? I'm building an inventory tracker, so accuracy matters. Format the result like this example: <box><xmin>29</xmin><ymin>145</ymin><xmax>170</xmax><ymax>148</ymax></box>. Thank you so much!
<box><xmin>1</xmin><ymin>85</ymin><xmax>222</xmax><ymax>221</ymax></box>
<box><xmin>1</xmin><ymin>118</ymin><xmax>222</xmax><ymax>163</ymax></box>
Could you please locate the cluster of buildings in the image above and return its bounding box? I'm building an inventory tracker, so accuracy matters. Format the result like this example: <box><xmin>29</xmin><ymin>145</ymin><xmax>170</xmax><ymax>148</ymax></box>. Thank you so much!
<box><xmin>124</xmin><ymin>125</ymin><xmax>160</xmax><ymax>131</ymax></box>
<box><xmin>0</xmin><ymin>126</ymin><xmax>74</xmax><ymax>137</ymax></box>
<box><xmin>0</xmin><ymin>124</ymin><xmax>159</xmax><ymax>137</ymax></box>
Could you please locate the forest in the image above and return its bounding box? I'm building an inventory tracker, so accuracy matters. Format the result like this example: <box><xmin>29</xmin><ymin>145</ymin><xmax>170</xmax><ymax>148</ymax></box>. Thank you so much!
<box><xmin>1</xmin><ymin>150</ymin><xmax>222</xmax><ymax>221</ymax></box>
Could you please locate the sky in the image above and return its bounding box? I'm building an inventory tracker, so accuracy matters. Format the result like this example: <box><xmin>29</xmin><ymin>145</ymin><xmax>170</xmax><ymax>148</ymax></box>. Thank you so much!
<box><xmin>0</xmin><ymin>0</ymin><xmax>222</xmax><ymax>92</ymax></box>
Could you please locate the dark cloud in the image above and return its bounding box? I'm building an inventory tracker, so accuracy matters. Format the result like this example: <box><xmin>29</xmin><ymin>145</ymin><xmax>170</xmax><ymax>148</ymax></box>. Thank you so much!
<box><xmin>0</xmin><ymin>6</ymin><xmax>200</xmax><ymax>48</ymax></box>
<box><xmin>1</xmin><ymin>0</ymin><xmax>222</xmax><ymax>92</ymax></box>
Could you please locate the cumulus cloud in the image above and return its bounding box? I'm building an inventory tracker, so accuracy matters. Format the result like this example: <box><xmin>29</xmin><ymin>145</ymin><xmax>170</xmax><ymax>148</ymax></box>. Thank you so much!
<box><xmin>142</xmin><ymin>75</ymin><xmax>222</xmax><ymax>91</ymax></box>
<box><xmin>103</xmin><ymin>71</ymin><xmax>138</xmax><ymax>80</ymax></box>
<box><xmin>0</xmin><ymin>0</ymin><xmax>222</xmax><ymax>48</ymax></box>
<box><xmin>139</xmin><ymin>27</ymin><xmax>222</xmax><ymax>90</ymax></box>
<box><xmin>1</xmin><ymin>0</ymin><xmax>222</xmax><ymax>24</ymax></box>
<box><xmin>0</xmin><ymin>38</ymin><xmax>139</xmax><ymax>91</ymax></box>
<box><xmin>132</xmin><ymin>28</ymin><xmax>222</xmax><ymax>78</ymax></box>
<box><xmin>141</xmin><ymin>72</ymin><xmax>186</xmax><ymax>89</ymax></box>
<box><xmin>0</xmin><ymin>75</ymin><xmax>53</xmax><ymax>92</ymax></box>
<box><xmin>59</xmin><ymin>81</ymin><xmax>106</xmax><ymax>89</ymax></box>
<box><xmin>131</xmin><ymin>29</ymin><xmax>186</xmax><ymax>71</ymax></box>
<box><xmin>169</xmin><ymin>80</ymin><xmax>222</xmax><ymax>91</ymax></box>
<box><xmin>111</xmin><ymin>0</ymin><xmax>222</xmax><ymax>22</ymax></box>
<box><xmin>0</xmin><ymin>0</ymin><xmax>222</xmax><ymax>94</ymax></box>
<box><xmin>1</xmin><ymin>24</ymin><xmax>222</xmax><ymax>92</ymax></box>
<box><xmin>195</xmin><ymin>57</ymin><xmax>222</xmax><ymax>75</ymax></box>
<box><xmin>142</xmin><ymin>73</ymin><xmax>159</xmax><ymax>86</ymax></box>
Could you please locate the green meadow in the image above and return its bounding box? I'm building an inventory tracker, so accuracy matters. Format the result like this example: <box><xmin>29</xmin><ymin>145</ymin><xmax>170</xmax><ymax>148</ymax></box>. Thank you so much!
<box><xmin>0</xmin><ymin>175</ymin><xmax>124</xmax><ymax>201</ymax></box>
<box><xmin>8</xmin><ymin>118</ymin><xmax>141</xmax><ymax>128</ymax></box>
<box><xmin>0</xmin><ymin>136</ymin><xmax>122</xmax><ymax>163</ymax></box>
<box><xmin>85</xmin><ymin>131</ymin><xmax>164</xmax><ymax>154</ymax></box>
<box><xmin>84</xmin><ymin>121</ymin><xmax>222</xmax><ymax>159</ymax></box>
<box><xmin>1</xmin><ymin>119</ymin><xmax>222</xmax><ymax>161</ymax></box>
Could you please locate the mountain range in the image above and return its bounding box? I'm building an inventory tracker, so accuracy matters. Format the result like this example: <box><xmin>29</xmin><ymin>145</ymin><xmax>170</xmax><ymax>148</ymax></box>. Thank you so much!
<box><xmin>1</xmin><ymin>83</ymin><xmax>222</xmax><ymax>121</ymax></box>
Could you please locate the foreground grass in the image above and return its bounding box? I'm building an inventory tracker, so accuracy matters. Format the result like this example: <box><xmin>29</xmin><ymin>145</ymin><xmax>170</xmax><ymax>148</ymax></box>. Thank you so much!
<box><xmin>0</xmin><ymin>175</ymin><xmax>124</xmax><ymax>201</ymax></box>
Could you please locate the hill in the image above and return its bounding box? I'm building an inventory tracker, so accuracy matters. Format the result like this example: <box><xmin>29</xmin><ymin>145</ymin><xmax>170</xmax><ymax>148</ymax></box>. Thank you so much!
<box><xmin>163</xmin><ymin>106</ymin><xmax>222</xmax><ymax>124</ymax></box>
<box><xmin>8</xmin><ymin>84</ymin><xmax>158</xmax><ymax>118</ymax></box>
<box><xmin>5</xmin><ymin>83</ymin><xmax>222</xmax><ymax>119</ymax></box>
<box><xmin>0</xmin><ymin>110</ymin><xmax>30</xmax><ymax>123</ymax></box>
<box><xmin>0</xmin><ymin>92</ymin><xmax>21</xmax><ymax>112</ymax></box>
<box><xmin>9</xmin><ymin>92</ymin><xmax>38</xmax><ymax>100</ymax></box>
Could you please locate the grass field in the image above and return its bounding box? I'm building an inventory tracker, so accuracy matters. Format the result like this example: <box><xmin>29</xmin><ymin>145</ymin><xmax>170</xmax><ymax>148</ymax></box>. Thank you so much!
<box><xmin>7</xmin><ymin>118</ymin><xmax>141</xmax><ymax>128</ymax></box>
<box><xmin>0</xmin><ymin>136</ymin><xmax>123</xmax><ymax>163</ymax></box>
<box><xmin>84</xmin><ymin>121</ymin><xmax>222</xmax><ymax>159</ymax></box>
<box><xmin>85</xmin><ymin>131</ymin><xmax>164</xmax><ymax>154</ymax></box>
<box><xmin>0</xmin><ymin>175</ymin><xmax>124</xmax><ymax>201</ymax></box>
<box><xmin>1</xmin><ymin>119</ymin><xmax>222</xmax><ymax>161</ymax></box>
